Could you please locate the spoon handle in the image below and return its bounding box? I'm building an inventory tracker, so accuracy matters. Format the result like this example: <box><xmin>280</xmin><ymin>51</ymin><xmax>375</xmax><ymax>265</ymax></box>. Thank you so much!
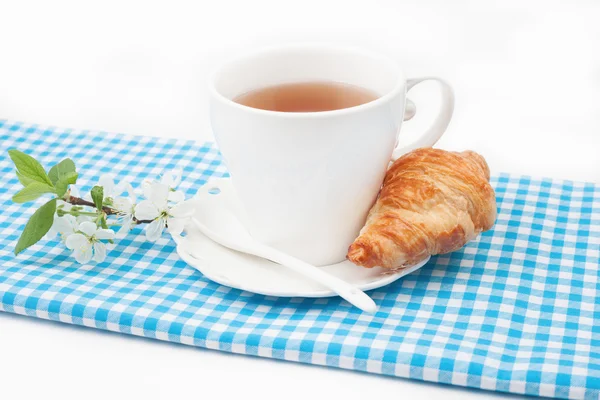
<box><xmin>252</xmin><ymin>243</ymin><xmax>377</xmax><ymax>313</ymax></box>
<box><xmin>189</xmin><ymin>216</ymin><xmax>376</xmax><ymax>313</ymax></box>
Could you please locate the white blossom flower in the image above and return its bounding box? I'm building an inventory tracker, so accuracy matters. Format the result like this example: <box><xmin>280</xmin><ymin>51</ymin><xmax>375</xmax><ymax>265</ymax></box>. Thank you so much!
<box><xmin>46</xmin><ymin>211</ymin><xmax>79</xmax><ymax>243</ymax></box>
<box><xmin>160</xmin><ymin>169</ymin><xmax>182</xmax><ymax>189</ymax></box>
<box><xmin>65</xmin><ymin>221</ymin><xmax>115</xmax><ymax>264</ymax></box>
<box><xmin>47</xmin><ymin>200</ymin><xmax>94</xmax><ymax>241</ymax></box>
<box><xmin>113</xmin><ymin>192</ymin><xmax>137</xmax><ymax>238</ymax></box>
<box><xmin>141</xmin><ymin>169</ymin><xmax>184</xmax><ymax>203</ymax></box>
<box><xmin>134</xmin><ymin>182</ymin><xmax>194</xmax><ymax>242</ymax></box>
<box><xmin>93</xmin><ymin>174</ymin><xmax>137</xmax><ymax>238</ymax></box>
<box><xmin>98</xmin><ymin>175</ymin><xmax>133</xmax><ymax>205</ymax></box>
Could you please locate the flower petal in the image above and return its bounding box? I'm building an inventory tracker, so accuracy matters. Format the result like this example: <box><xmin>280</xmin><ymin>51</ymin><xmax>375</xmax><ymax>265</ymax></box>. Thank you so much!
<box><xmin>73</xmin><ymin>243</ymin><xmax>93</xmax><ymax>264</ymax></box>
<box><xmin>95</xmin><ymin>229</ymin><xmax>115</xmax><ymax>240</ymax></box>
<box><xmin>134</xmin><ymin>200</ymin><xmax>160</xmax><ymax>220</ymax></box>
<box><xmin>64</xmin><ymin>215</ymin><xmax>79</xmax><ymax>232</ymax></box>
<box><xmin>149</xmin><ymin>183</ymin><xmax>169</xmax><ymax>209</ymax></box>
<box><xmin>53</xmin><ymin>217</ymin><xmax>69</xmax><ymax>232</ymax></box>
<box><xmin>161</xmin><ymin>172</ymin><xmax>173</xmax><ymax>187</ymax></box>
<box><xmin>161</xmin><ymin>169</ymin><xmax>182</xmax><ymax>188</ymax></box>
<box><xmin>113</xmin><ymin>196</ymin><xmax>133</xmax><ymax>214</ymax></box>
<box><xmin>113</xmin><ymin>179</ymin><xmax>130</xmax><ymax>197</ymax></box>
<box><xmin>145</xmin><ymin>219</ymin><xmax>164</xmax><ymax>242</ymax></box>
<box><xmin>170</xmin><ymin>200</ymin><xmax>195</xmax><ymax>218</ymax></box>
<box><xmin>48</xmin><ymin>215</ymin><xmax>73</xmax><ymax>240</ymax></box>
<box><xmin>116</xmin><ymin>217</ymin><xmax>133</xmax><ymax>239</ymax></box>
<box><xmin>66</xmin><ymin>233</ymin><xmax>88</xmax><ymax>250</ymax></box>
<box><xmin>123</xmin><ymin>182</ymin><xmax>136</xmax><ymax>203</ymax></box>
<box><xmin>46</xmin><ymin>225</ymin><xmax>59</xmax><ymax>240</ymax></box>
<box><xmin>58</xmin><ymin>232</ymin><xmax>73</xmax><ymax>244</ymax></box>
<box><xmin>98</xmin><ymin>175</ymin><xmax>115</xmax><ymax>197</ymax></box>
<box><xmin>79</xmin><ymin>221</ymin><xmax>97</xmax><ymax>236</ymax></box>
<box><xmin>141</xmin><ymin>179</ymin><xmax>154</xmax><ymax>199</ymax></box>
<box><xmin>76</xmin><ymin>215</ymin><xmax>93</xmax><ymax>224</ymax></box>
<box><xmin>168</xmin><ymin>190</ymin><xmax>185</xmax><ymax>203</ymax></box>
<box><xmin>167</xmin><ymin>217</ymin><xmax>185</xmax><ymax>235</ymax></box>
<box><xmin>171</xmin><ymin>169</ymin><xmax>182</xmax><ymax>187</ymax></box>
<box><xmin>93</xmin><ymin>242</ymin><xmax>107</xmax><ymax>263</ymax></box>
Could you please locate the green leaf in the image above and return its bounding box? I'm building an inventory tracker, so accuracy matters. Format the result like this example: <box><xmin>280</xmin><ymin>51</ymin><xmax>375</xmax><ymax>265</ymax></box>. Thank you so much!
<box><xmin>8</xmin><ymin>149</ymin><xmax>53</xmax><ymax>186</ymax></box>
<box><xmin>16</xmin><ymin>171</ymin><xmax>37</xmax><ymax>186</ymax></box>
<box><xmin>91</xmin><ymin>186</ymin><xmax>103</xmax><ymax>210</ymax></box>
<box><xmin>14</xmin><ymin>198</ymin><xmax>57</xmax><ymax>255</ymax></box>
<box><xmin>12</xmin><ymin>182</ymin><xmax>56</xmax><ymax>203</ymax></box>
<box><xmin>54</xmin><ymin>171</ymin><xmax>78</xmax><ymax>198</ymax></box>
<box><xmin>48</xmin><ymin>158</ymin><xmax>76</xmax><ymax>185</ymax></box>
<box><xmin>48</xmin><ymin>158</ymin><xmax>78</xmax><ymax>197</ymax></box>
<box><xmin>100</xmin><ymin>215</ymin><xmax>108</xmax><ymax>229</ymax></box>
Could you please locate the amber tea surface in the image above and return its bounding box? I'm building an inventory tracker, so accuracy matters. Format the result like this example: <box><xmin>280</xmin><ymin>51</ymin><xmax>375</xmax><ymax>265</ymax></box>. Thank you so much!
<box><xmin>233</xmin><ymin>81</ymin><xmax>379</xmax><ymax>112</ymax></box>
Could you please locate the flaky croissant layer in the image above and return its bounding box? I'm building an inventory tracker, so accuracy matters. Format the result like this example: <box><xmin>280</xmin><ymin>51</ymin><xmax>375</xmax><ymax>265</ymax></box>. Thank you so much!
<box><xmin>347</xmin><ymin>148</ymin><xmax>496</xmax><ymax>269</ymax></box>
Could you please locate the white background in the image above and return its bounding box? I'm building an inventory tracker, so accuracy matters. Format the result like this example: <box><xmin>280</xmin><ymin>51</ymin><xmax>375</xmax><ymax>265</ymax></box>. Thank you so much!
<box><xmin>0</xmin><ymin>1</ymin><xmax>599</xmax><ymax>399</ymax></box>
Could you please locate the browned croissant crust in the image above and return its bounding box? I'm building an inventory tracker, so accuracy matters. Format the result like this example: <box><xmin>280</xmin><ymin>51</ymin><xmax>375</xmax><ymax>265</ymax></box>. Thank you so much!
<box><xmin>347</xmin><ymin>148</ymin><xmax>496</xmax><ymax>269</ymax></box>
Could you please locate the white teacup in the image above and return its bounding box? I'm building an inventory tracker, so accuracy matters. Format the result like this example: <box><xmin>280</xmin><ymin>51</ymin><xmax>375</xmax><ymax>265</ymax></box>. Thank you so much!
<box><xmin>209</xmin><ymin>45</ymin><xmax>454</xmax><ymax>266</ymax></box>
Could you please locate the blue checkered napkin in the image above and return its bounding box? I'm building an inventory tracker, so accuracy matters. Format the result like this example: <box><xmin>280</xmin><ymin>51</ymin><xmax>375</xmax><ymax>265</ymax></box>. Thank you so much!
<box><xmin>1</xmin><ymin>120</ymin><xmax>599</xmax><ymax>399</ymax></box>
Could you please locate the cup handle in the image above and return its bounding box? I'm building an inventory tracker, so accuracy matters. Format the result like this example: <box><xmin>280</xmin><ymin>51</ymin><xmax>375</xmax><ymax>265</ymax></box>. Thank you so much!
<box><xmin>403</xmin><ymin>99</ymin><xmax>416</xmax><ymax>121</ymax></box>
<box><xmin>391</xmin><ymin>77</ymin><xmax>455</xmax><ymax>161</ymax></box>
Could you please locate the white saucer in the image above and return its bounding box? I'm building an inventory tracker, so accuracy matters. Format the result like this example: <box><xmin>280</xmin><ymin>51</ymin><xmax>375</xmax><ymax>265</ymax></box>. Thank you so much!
<box><xmin>175</xmin><ymin>179</ymin><xmax>430</xmax><ymax>298</ymax></box>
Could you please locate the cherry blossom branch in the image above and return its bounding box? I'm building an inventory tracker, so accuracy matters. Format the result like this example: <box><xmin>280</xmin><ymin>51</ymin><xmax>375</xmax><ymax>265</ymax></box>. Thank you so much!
<box><xmin>8</xmin><ymin>148</ymin><xmax>191</xmax><ymax>263</ymax></box>
<box><xmin>67</xmin><ymin>195</ymin><xmax>117</xmax><ymax>215</ymax></box>
<box><xmin>66</xmin><ymin>195</ymin><xmax>153</xmax><ymax>224</ymax></box>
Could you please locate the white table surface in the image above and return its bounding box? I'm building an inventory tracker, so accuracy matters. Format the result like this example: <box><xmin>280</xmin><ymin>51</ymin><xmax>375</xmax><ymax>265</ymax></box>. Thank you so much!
<box><xmin>1</xmin><ymin>1</ymin><xmax>599</xmax><ymax>399</ymax></box>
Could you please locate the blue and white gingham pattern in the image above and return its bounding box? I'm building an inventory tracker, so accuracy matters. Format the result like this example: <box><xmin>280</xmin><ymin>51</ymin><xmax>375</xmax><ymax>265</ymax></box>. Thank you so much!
<box><xmin>1</xmin><ymin>120</ymin><xmax>599</xmax><ymax>399</ymax></box>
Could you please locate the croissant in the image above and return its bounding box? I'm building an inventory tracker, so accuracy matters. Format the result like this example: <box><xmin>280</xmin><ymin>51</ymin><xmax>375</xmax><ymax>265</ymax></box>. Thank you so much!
<box><xmin>347</xmin><ymin>148</ymin><xmax>496</xmax><ymax>269</ymax></box>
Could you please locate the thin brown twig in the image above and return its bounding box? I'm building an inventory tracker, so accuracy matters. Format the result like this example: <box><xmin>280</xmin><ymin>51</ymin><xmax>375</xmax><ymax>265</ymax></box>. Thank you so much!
<box><xmin>66</xmin><ymin>195</ymin><xmax>153</xmax><ymax>224</ymax></box>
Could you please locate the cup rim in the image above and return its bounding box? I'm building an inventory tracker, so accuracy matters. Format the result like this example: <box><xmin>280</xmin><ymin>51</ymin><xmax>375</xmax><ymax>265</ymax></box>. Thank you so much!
<box><xmin>209</xmin><ymin>44</ymin><xmax>406</xmax><ymax>119</ymax></box>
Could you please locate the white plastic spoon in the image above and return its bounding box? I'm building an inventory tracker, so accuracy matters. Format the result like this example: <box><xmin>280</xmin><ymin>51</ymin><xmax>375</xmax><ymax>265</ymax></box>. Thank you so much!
<box><xmin>184</xmin><ymin>201</ymin><xmax>377</xmax><ymax>313</ymax></box>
